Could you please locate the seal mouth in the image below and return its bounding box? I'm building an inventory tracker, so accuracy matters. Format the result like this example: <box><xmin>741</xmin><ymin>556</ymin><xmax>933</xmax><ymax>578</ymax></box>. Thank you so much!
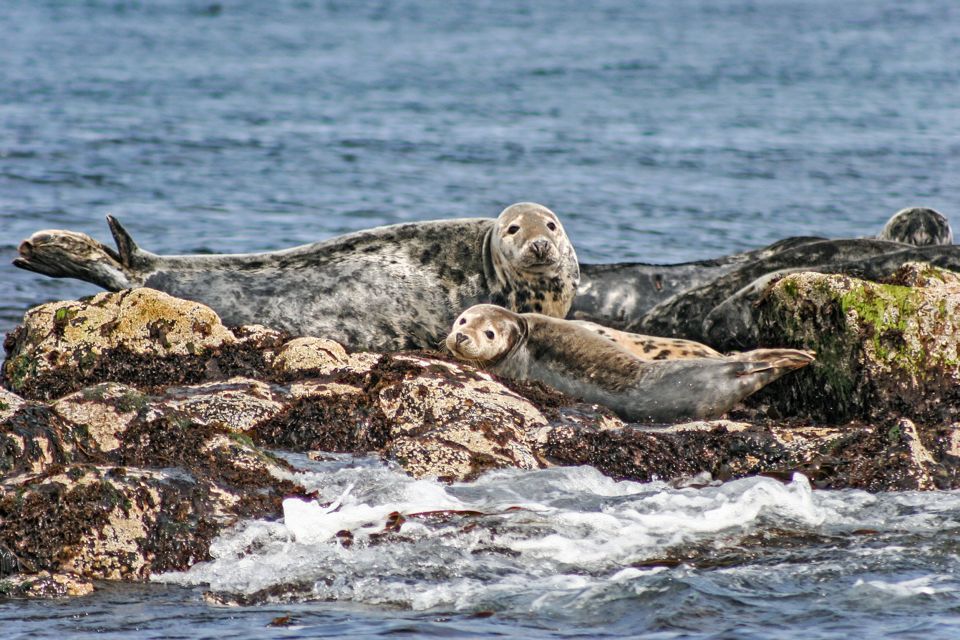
<box><xmin>520</xmin><ymin>251</ymin><xmax>559</xmax><ymax>269</ymax></box>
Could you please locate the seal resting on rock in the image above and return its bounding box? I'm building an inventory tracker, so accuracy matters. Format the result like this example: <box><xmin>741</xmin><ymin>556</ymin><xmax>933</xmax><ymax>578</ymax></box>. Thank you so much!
<box><xmin>571</xmin><ymin>207</ymin><xmax>960</xmax><ymax>350</ymax></box>
<box><xmin>14</xmin><ymin>203</ymin><xmax>579</xmax><ymax>352</ymax></box>
<box><xmin>445</xmin><ymin>304</ymin><xmax>813</xmax><ymax>423</ymax></box>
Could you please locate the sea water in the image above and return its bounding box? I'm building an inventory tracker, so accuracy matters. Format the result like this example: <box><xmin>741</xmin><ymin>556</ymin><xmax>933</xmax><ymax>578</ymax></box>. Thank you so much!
<box><xmin>2</xmin><ymin>1</ymin><xmax>959</xmax><ymax>637</ymax></box>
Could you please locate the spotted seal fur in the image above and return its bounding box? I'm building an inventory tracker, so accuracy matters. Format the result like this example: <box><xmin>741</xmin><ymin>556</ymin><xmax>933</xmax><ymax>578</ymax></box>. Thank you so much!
<box><xmin>446</xmin><ymin>304</ymin><xmax>813</xmax><ymax>422</ymax></box>
<box><xmin>877</xmin><ymin>207</ymin><xmax>953</xmax><ymax>246</ymax></box>
<box><xmin>14</xmin><ymin>203</ymin><xmax>579</xmax><ymax>352</ymax></box>
<box><xmin>570</xmin><ymin>320</ymin><xmax>720</xmax><ymax>360</ymax></box>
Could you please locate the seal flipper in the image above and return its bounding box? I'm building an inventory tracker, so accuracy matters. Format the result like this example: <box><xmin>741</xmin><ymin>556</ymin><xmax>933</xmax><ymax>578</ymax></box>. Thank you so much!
<box><xmin>107</xmin><ymin>215</ymin><xmax>139</xmax><ymax>268</ymax></box>
<box><xmin>729</xmin><ymin>348</ymin><xmax>815</xmax><ymax>385</ymax></box>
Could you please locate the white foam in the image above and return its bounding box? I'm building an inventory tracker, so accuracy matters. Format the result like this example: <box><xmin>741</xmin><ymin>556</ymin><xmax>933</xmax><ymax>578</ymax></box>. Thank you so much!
<box><xmin>852</xmin><ymin>575</ymin><xmax>956</xmax><ymax>598</ymax></box>
<box><xmin>153</xmin><ymin>460</ymin><xmax>960</xmax><ymax>614</ymax></box>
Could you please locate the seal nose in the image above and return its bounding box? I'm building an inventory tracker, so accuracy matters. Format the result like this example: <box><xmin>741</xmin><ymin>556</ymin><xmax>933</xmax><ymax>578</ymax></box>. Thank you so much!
<box><xmin>18</xmin><ymin>240</ymin><xmax>34</xmax><ymax>258</ymax></box>
<box><xmin>455</xmin><ymin>332</ymin><xmax>468</xmax><ymax>346</ymax></box>
<box><xmin>530</xmin><ymin>239</ymin><xmax>551</xmax><ymax>259</ymax></box>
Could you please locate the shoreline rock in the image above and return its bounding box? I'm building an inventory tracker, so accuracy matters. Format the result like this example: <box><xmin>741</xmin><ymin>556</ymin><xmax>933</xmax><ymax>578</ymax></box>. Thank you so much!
<box><xmin>3</xmin><ymin>277</ymin><xmax>960</xmax><ymax>596</ymax></box>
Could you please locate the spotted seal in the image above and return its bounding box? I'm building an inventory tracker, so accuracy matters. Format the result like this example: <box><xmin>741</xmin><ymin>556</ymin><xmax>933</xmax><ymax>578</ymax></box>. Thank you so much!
<box><xmin>570</xmin><ymin>320</ymin><xmax>720</xmax><ymax>360</ymax></box>
<box><xmin>446</xmin><ymin>304</ymin><xmax>813</xmax><ymax>422</ymax></box>
<box><xmin>877</xmin><ymin>207</ymin><xmax>953</xmax><ymax>246</ymax></box>
<box><xmin>14</xmin><ymin>203</ymin><xmax>579</xmax><ymax>352</ymax></box>
<box><xmin>571</xmin><ymin>207</ymin><xmax>959</xmax><ymax>350</ymax></box>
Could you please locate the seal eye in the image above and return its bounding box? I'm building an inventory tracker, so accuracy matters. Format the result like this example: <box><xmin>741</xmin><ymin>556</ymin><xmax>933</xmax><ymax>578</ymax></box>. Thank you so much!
<box><xmin>546</xmin><ymin>222</ymin><xmax>557</xmax><ymax>231</ymax></box>
<box><xmin>459</xmin><ymin>318</ymin><xmax>466</xmax><ymax>325</ymax></box>
<box><xmin>484</xmin><ymin>330</ymin><xmax>495</xmax><ymax>340</ymax></box>
<box><xmin>506</xmin><ymin>225</ymin><xmax>520</xmax><ymax>235</ymax></box>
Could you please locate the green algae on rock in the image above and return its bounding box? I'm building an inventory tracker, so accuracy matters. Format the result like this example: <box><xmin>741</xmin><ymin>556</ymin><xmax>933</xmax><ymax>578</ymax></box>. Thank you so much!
<box><xmin>755</xmin><ymin>263</ymin><xmax>960</xmax><ymax>422</ymax></box>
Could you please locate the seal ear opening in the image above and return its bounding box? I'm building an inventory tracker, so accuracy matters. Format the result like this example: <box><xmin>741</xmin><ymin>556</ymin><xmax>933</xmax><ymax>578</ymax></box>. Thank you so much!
<box><xmin>106</xmin><ymin>215</ymin><xmax>140</xmax><ymax>268</ymax></box>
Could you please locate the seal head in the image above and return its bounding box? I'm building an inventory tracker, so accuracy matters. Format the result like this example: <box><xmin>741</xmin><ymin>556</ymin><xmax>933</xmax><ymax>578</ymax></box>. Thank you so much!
<box><xmin>446</xmin><ymin>303</ymin><xmax>527</xmax><ymax>366</ymax></box>
<box><xmin>486</xmin><ymin>203</ymin><xmax>580</xmax><ymax>318</ymax></box>
<box><xmin>877</xmin><ymin>207</ymin><xmax>953</xmax><ymax>246</ymax></box>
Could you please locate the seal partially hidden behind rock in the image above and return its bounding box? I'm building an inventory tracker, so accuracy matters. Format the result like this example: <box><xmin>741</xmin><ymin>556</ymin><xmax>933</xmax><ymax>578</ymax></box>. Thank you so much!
<box><xmin>877</xmin><ymin>207</ymin><xmax>953</xmax><ymax>246</ymax></box>
<box><xmin>446</xmin><ymin>304</ymin><xmax>813</xmax><ymax>423</ymax></box>
<box><xmin>14</xmin><ymin>203</ymin><xmax>579</xmax><ymax>352</ymax></box>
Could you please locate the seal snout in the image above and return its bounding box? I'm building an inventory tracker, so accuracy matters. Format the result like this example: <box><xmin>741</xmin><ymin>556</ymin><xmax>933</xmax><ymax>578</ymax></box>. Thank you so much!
<box><xmin>524</xmin><ymin>237</ymin><xmax>558</xmax><ymax>267</ymax></box>
<box><xmin>530</xmin><ymin>239</ymin><xmax>552</xmax><ymax>260</ymax></box>
<box><xmin>455</xmin><ymin>332</ymin><xmax>468</xmax><ymax>346</ymax></box>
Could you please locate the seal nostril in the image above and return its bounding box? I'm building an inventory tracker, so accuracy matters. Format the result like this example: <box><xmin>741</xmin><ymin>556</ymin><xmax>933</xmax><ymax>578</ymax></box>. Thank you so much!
<box><xmin>455</xmin><ymin>332</ymin><xmax>468</xmax><ymax>345</ymax></box>
<box><xmin>18</xmin><ymin>241</ymin><xmax>33</xmax><ymax>258</ymax></box>
<box><xmin>531</xmin><ymin>239</ymin><xmax>550</xmax><ymax>258</ymax></box>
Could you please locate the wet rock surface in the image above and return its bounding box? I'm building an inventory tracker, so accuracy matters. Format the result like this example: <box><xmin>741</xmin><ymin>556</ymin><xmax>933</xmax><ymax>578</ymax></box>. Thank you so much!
<box><xmin>2</xmin><ymin>283</ymin><xmax>960</xmax><ymax>597</ymax></box>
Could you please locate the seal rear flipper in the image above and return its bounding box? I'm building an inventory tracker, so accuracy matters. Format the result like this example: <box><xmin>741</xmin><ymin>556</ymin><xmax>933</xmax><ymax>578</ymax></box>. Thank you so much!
<box><xmin>14</xmin><ymin>228</ymin><xmax>138</xmax><ymax>291</ymax></box>
<box><xmin>106</xmin><ymin>215</ymin><xmax>148</xmax><ymax>268</ymax></box>
<box><xmin>730</xmin><ymin>348</ymin><xmax>815</xmax><ymax>379</ymax></box>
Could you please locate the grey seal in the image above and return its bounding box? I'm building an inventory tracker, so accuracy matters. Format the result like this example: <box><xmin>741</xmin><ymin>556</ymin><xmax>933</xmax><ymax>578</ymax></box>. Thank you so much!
<box><xmin>445</xmin><ymin>304</ymin><xmax>813</xmax><ymax>423</ymax></box>
<box><xmin>13</xmin><ymin>203</ymin><xmax>579</xmax><ymax>352</ymax></box>
<box><xmin>571</xmin><ymin>208</ymin><xmax>959</xmax><ymax>351</ymax></box>
<box><xmin>877</xmin><ymin>207</ymin><xmax>953</xmax><ymax>246</ymax></box>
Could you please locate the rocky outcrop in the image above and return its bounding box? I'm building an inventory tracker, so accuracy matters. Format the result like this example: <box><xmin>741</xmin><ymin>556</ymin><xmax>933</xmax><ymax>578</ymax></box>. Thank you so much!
<box><xmin>3</xmin><ymin>280</ymin><xmax>960</xmax><ymax>597</ymax></box>
<box><xmin>754</xmin><ymin>262</ymin><xmax>960</xmax><ymax>422</ymax></box>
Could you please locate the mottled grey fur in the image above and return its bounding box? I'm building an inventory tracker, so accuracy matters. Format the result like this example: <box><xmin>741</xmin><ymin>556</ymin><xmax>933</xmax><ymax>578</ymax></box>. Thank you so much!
<box><xmin>571</xmin><ymin>208</ymin><xmax>958</xmax><ymax>351</ymax></box>
<box><xmin>14</xmin><ymin>204</ymin><xmax>579</xmax><ymax>352</ymax></box>
<box><xmin>877</xmin><ymin>207</ymin><xmax>953</xmax><ymax>246</ymax></box>
<box><xmin>447</xmin><ymin>305</ymin><xmax>813</xmax><ymax>423</ymax></box>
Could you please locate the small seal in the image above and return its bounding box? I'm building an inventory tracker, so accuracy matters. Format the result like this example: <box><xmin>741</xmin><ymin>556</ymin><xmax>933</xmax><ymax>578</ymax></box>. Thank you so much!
<box><xmin>446</xmin><ymin>304</ymin><xmax>813</xmax><ymax>422</ymax></box>
<box><xmin>570</xmin><ymin>320</ymin><xmax>721</xmax><ymax>360</ymax></box>
<box><xmin>877</xmin><ymin>207</ymin><xmax>953</xmax><ymax>246</ymax></box>
<box><xmin>14</xmin><ymin>203</ymin><xmax>579</xmax><ymax>352</ymax></box>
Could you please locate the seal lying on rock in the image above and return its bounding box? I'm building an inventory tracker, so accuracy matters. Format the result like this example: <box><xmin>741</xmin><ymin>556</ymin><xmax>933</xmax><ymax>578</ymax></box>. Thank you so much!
<box><xmin>445</xmin><ymin>304</ymin><xmax>813</xmax><ymax>423</ymax></box>
<box><xmin>14</xmin><ymin>203</ymin><xmax>579</xmax><ymax>352</ymax></box>
<box><xmin>571</xmin><ymin>207</ymin><xmax>960</xmax><ymax>351</ymax></box>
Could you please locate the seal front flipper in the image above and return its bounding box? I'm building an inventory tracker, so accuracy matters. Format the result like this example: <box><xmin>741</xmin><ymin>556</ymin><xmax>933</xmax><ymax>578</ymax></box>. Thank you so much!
<box><xmin>13</xmin><ymin>216</ymin><xmax>146</xmax><ymax>291</ymax></box>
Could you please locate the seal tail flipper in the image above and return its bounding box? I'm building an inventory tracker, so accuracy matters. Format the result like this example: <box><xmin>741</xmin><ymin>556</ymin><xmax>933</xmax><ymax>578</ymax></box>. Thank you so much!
<box><xmin>12</xmin><ymin>216</ymin><xmax>148</xmax><ymax>290</ymax></box>
<box><xmin>107</xmin><ymin>215</ymin><xmax>139</xmax><ymax>268</ymax></box>
<box><xmin>732</xmin><ymin>348</ymin><xmax>815</xmax><ymax>373</ymax></box>
<box><xmin>729</xmin><ymin>349</ymin><xmax>815</xmax><ymax>390</ymax></box>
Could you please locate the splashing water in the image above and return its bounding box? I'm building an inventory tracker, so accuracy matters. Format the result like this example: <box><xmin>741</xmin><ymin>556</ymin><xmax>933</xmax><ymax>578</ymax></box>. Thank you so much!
<box><xmin>152</xmin><ymin>454</ymin><xmax>960</xmax><ymax>636</ymax></box>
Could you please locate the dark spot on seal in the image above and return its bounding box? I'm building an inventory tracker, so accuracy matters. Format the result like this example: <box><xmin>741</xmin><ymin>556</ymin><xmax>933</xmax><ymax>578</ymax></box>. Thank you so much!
<box><xmin>420</xmin><ymin>243</ymin><xmax>442</xmax><ymax>264</ymax></box>
<box><xmin>642</xmin><ymin>343</ymin><xmax>656</xmax><ymax>353</ymax></box>
<box><xmin>533</xmin><ymin>303</ymin><xmax>543</xmax><ymax>312</ymax></box>
<box><xmin>654</xmin><ymin>349</ymin><xmax>672</xmax><ymax>360</ymax></box>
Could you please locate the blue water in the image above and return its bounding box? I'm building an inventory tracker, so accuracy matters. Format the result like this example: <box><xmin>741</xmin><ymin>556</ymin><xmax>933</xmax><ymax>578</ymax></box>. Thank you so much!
<box><xmin>2</xmin><ymin>0</ymin><xmax>960</xmax><ymax>637</ymax></box>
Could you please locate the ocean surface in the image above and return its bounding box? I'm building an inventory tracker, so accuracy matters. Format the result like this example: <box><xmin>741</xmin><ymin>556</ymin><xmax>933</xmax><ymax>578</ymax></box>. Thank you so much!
<box><xmin>2</xmin><ymin>0</ymin><xmax>959</xmax><ymax>637</ymax></box>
